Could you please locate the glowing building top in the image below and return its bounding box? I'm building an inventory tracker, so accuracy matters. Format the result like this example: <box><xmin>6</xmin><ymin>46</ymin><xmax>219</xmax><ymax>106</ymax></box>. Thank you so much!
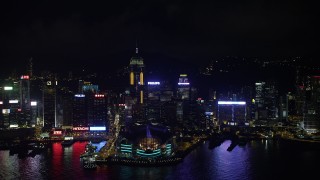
<box><xmin>129</xmin><ymin>45</ymin><xmax>145</xmax><ymax>104</ymax></box>
<box><xmin>129</xmin><ymin>47</ymin><xmax>144</xmax><ymax>67</ymax></box>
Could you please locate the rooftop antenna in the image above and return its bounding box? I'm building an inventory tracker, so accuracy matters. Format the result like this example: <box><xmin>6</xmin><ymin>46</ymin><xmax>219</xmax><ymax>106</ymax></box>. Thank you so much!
<box><xmin>135</xmin><ymin>38</ymin><xmax>138</xmax><ymax>54</ymax></box>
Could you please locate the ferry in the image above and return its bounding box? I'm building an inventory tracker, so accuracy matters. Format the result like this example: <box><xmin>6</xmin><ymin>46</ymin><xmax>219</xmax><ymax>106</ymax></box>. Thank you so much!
<box><xmin>80</xmin><ymin>142</ymin><xmax>98</xmax><ymax>169</ymax></box>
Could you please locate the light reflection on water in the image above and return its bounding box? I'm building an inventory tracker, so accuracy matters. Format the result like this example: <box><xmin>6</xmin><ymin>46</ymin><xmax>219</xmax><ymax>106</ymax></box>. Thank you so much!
<box><xmin>1</xmin><ymin>140</ymin><xmax>320</xmax><ymax>180</ymax></box>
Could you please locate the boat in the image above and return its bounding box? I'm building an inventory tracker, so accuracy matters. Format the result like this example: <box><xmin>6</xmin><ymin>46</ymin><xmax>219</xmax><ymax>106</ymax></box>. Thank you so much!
<box><xmin>80</xmin><ymin>142</ymin><xmax>98</xmax><ymax>169</ymax></box>
<box><xmin>80</xmin><ymin>142</ymin><xmax>97</xmax><ymax>158</ymax></box>
<box><xmin>28</xmin><ymin>142</ymin><xmax>48</xmax><ymax>157</ymax></box>
<box><xmin>81</xmin><ymin>155</ymin><xmax>97</xmax><ymax>169</ymax></box>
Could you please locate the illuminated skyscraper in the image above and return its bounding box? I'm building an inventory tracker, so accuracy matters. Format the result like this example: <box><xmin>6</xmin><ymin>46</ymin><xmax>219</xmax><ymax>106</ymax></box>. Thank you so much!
<box><xmin>217</xmin><ymin>101</ymin><xmax>247</xmax><ymax>126</ymax></box>
<box><xmin>1</xmin><ymin>81</ymin><xmax>21</xmax><ymax>128</ymax></box>
<box><xmin>20</xmin><ymin>75</ymin><xmax>31</xmax><ymax>126</ymax></box>
<box><xmin>177</xmin><ymin>74</ymin><xmax>190</xmax><ymax>100</ymax></box>
<box><xmin>303</xmin><ymin>76</ymin><xmax>320</xmax><ymax>133</ymax></box>
<box><xmin>129</xmin><ymin>47</ymin><xmax>145</xmax><ymax>104</ymax></box>
<box><xmin>43</xmin><ymin>78</ymin><xmax>57</xmax><ymax>130</ymax></box>
<box><xmin>146</xmin><ymin>81</ymin><xmax>162</xmax><ymax>122</ymax></box>
<box><xmin>89</xmin><ymin>94</ymin><xmax>107</xmax><ymax>127</ymax></box>
<box><xmin>73</xmin><ymin>94</ymin><xmax>87</xmax><ymax>127</ymax></box>
<box><xmin>176</xmin><ymin>74</ymin><xmax>190</xmax><ymax>125</ymax></box>
<box><xmin>255</xmin><ymin>81</ymin><xmax>278</xmax><ymax>121</ymax></box>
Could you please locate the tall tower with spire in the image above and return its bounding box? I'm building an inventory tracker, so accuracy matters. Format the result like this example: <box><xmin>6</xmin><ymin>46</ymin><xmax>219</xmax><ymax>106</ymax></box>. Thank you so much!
<box><xmin>28</xmin><ymin>57</ymin><xmax>33</xmax><ymax>78</ymax></box>
<box><xmin>129</xmin><ymin>45</ymin><xmax>145</xmax><ymax>104</ymax></box>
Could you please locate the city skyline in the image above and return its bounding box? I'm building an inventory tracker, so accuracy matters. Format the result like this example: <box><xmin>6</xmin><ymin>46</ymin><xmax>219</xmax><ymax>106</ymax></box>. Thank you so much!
<box><xmin>1</xmin><ymin>1</ymin><xmax>320</xmax><ymax>178</ymax></box>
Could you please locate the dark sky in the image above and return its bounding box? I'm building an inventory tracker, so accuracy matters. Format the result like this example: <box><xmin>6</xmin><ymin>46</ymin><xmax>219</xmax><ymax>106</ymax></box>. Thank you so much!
<box><xmin>0</xmin><ymin>0</ymin><xmax>318</xmax><ymax>74</ymax></box>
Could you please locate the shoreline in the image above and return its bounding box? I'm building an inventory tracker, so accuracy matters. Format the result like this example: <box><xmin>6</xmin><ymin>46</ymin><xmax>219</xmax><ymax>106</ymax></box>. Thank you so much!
<box><xmin>93</xmin><ymin>139</ymin><xmax>205</xmax><ymax>167</ymax></box>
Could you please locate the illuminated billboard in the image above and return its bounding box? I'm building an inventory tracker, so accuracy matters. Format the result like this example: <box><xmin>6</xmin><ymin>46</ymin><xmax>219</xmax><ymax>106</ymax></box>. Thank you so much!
<box><xmin>31</xmin><ymin>101</ymin><xmax>37</xmax><ymax>106</ymax></box>
<box><xmin>72</xmin><ymin>127</ymin><xmax>89</xmax><ymax>131</ymax></box>
<box><xmin>148</xmin><ymin>82</ymin><xmax>160</xmax><ymax>85</ymax></box>
<box><xmin>178</xmin><ymin>82</ymin><xmax>190</xmax><ymax>85</ymax></box>
<box><xmin>4</xmin><ymin>86</ymin><xmax>13</xmax><ymax>90</ymax></box>
<box><xmin>64</xmin><ymin>136</ymin><xmax>74</xmax><ymax>140</ymax></box>
<box><xmin>9</xmin><ymin>100</ymin><xmax>19</xmax><ymax>104</ymax></box>
<box><xmin>20</xmin><ymin>75</ymin><xmax>29</xmax><ymax>80</ymax></box>
<box><xmin>75</xmin><ymin>94</ymin><xmax>85</xmax><ymax>98</ymax></box>
<box><xmin>2</xmin><ymin>109</ymin><xmax>10</xmax><ymax>114</ymax></box>
<box><xmin>0</xmin><ymin>101</ymin><xmax>3</xmax><ymax>105</ymax></box>
<box><xmin>218</xmin><ymin>101</ymin><xmax>246</xmax><ymax>105</ymax></box>
<box><xmin>53</xmin><ymin>131</ymin><xmax>62</xmax><ymax>135</ymax></box>
<box><xmin>90</xmin><ymin>126</ymin><xmax>106</xmax><ymax>131</ymax></box>
<box><xmin>95</xmin><ymin>94</ymin><xmax>105</xmax><ymax>98</ymax></box>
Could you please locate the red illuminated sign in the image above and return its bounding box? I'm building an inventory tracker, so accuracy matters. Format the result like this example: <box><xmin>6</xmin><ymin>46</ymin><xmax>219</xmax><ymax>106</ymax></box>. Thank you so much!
<box><xmin>95</xmin><ymin>94</ymin><xmax>105</xmax><ymax>98</ymax></box>
<box><xmin>72</xmin><ymin>127</ymin><xmax>89</xmax><ymax>131</ymax></box>
<box><xmin>20</xmin><ymin>75</ymin><xmax>30</xmax><ymax>80</ymax></box>
<box><xmin>53</xmin><ymin>131</ymin><xmax>62</xmax><ymax>135</ymax></box>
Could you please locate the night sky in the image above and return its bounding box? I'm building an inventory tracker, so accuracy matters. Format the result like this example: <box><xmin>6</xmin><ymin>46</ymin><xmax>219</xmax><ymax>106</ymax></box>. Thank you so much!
<box><xmin>0</xmin><ymin>0</ymin><xmax>318</xmax><ymax>74</ymax></box>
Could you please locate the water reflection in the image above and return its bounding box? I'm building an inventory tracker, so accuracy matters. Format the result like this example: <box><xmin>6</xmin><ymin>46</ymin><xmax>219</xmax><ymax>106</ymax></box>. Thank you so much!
<box><xmin>0</xmin><ymin>140</ymin><xmax>320</xmax><ymax>179</ymax></box>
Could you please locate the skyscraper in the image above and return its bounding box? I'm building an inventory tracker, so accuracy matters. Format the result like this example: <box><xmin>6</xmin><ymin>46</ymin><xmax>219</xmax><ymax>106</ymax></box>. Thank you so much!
<box><xmin>177</xmin><ymin>74</ymin><xmax>190</xmax><ymax>101</ymax></box>
<box><xmin>255</xmin><ymin>81</ymin><xmax>278</xmax><ymax>121</ymax></box>
<box><xmin>129</xmin><ymin>47</ymin><xmax>145</xmax><ymax>104</ymax></box>
<box><xmin>303</xmin><ymin>76</ymin><xmax>320</xmax><ymax>133</ymax></box>
<box><xmin>73</xmin><ymin>94</ymin><xmax>87</xmax><ymax>127</ymax></box>
<box><xmin>20</xmin><ymin>75</ymin><xmax>31</xmax><ymax>126</ymax></box>
<box><xmin>43</xmin><ymin>79</ymin><xmax>57</xmax><ymax>130</ymax></box>
<box><xmin>1</xmin><ymin>80</ymin><xmax>21</xmax><ymax>128</ymax></box>
<box><xmin>89</xmin><ymin>94</ymin><xmax>107</xmax><ymax>127</ymax></box>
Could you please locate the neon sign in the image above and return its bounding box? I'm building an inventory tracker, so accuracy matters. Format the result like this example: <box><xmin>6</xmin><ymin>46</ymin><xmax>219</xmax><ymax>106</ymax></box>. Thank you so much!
<box><xmin>20</xmin><ymin>75</ymin><xmax>29</xmax><ymax>80</ymax></box>
<box><xmin>72</xmin><ymin>127</ymin><xmax>89</xmax><ymax>131</ymax></box>
<box><xmin>148</xmin><ymin>82</ymin><xmax>160</xmax><ymax>85</ymax></box>
<box><xmin>90</xmin><ymin>127</ymin><xmax>106</xmax><ymax>131</ymax></box>
<box><xmin>95</xmin><ymin>94</ymin><xmax>105</xmax><ymax>98</ymax></box>
<box><xmin>9</xmin><ymin>100</ymin><xmax>19</xmax><ymax>104</ymax></box>
<box><xmin>75</xmin><ymin>94</ymin><xmax>85</xmax><ymax>98</ymax></box>
<box><xmin>178</xmin><ymin>82</ymin><xmax>190</xmax><ymax>85</ymax></box>
<box><xmin>4</xmin><ymin>87</ymin><xmax>13</xmax><ymax>90</ymax></box>
<box><xmin>218</xmin><ymin>101</ymin><xmax>246</xmax><ymax>105</ymax></box>
<box><xmin>53</xmin><ymin>131</ymin><xmax>62</xmax><ymax>135</ymax></box>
